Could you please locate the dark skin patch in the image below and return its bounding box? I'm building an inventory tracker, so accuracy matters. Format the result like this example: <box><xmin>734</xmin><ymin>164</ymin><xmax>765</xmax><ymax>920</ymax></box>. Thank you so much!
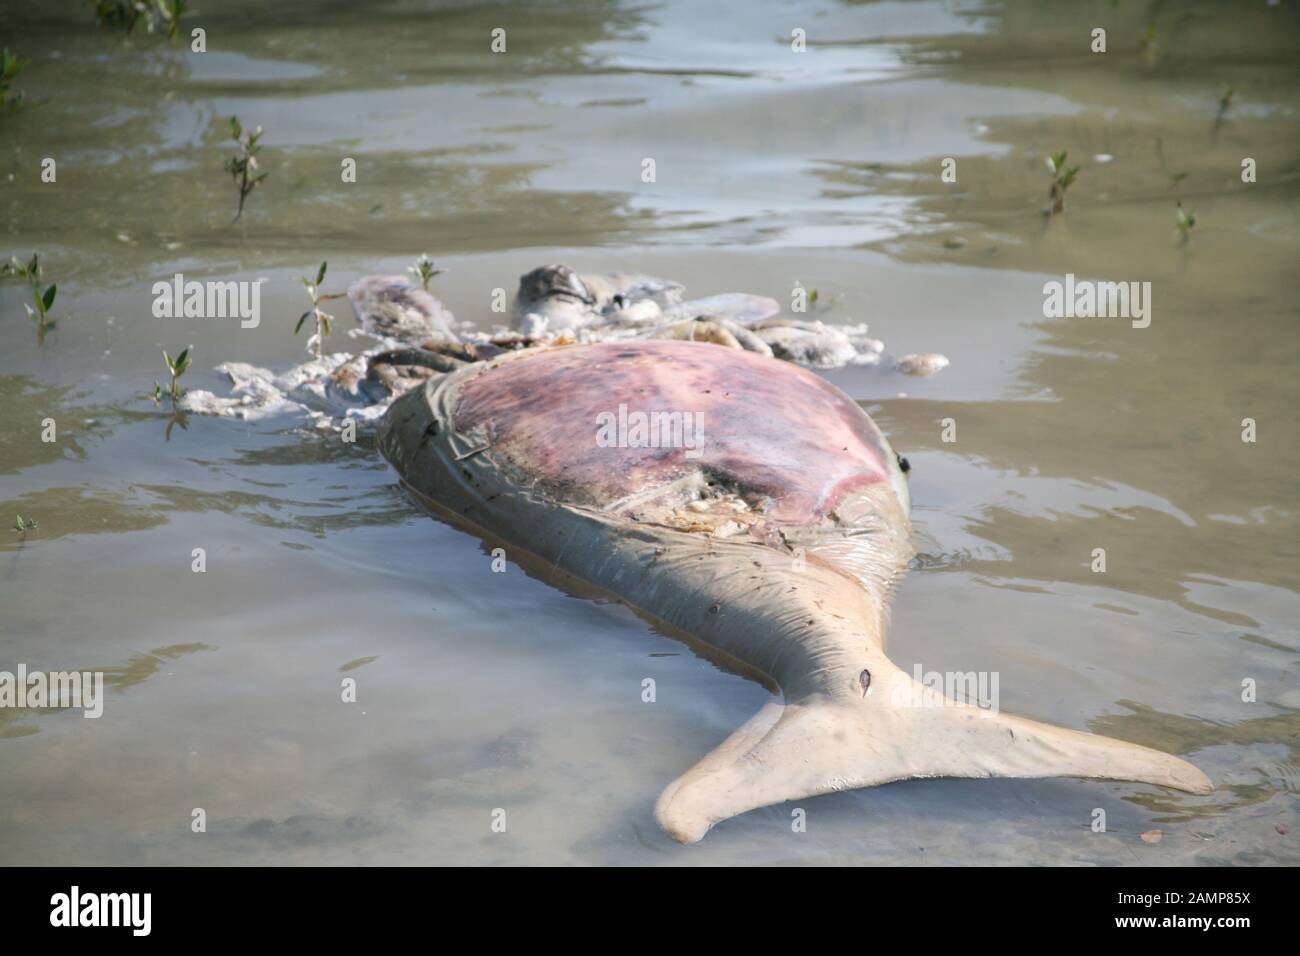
<box><xmin>455</xmin><ymin>340</ymin><xmax>895</xmax><ymax>527</ymax></box>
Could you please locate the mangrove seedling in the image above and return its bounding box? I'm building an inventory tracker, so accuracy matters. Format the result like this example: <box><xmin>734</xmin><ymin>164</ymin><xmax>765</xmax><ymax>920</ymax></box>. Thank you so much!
<box><xmin>24</xmin><ymin>282</ymin><xmax>57</xmax><ymax>340</ymax></box>
<box><xmin>156</xmin><ymin>0</ymin><xmax>189</xmax><ymax>38</ymax></box>
<box><xmin>156</xmin><ymin>346</ymin><xmax>192</xmax><ymax>402</ymax></box>
<box><xmin>91</xmin><ymin>1</ymin><xmax>188</xmax><ymax>38</ymax></box>
<box><xmin>224</xmin><ymin>117</ymin><xmax>268</xmax><ymax>222</ymax></box>
<box><xmin>807</xmin><ymin>288</ymin><xmax>842</xmax><ymax>309</ymax></box>
<box><xmin>0</xmin><ymin>48</ymin><xmax>28</xmax><ymax>111</ymax></box>
<box><xmin>4</xmin><ymin>253</ymin><xmax>55</xmax><ymax>338</ymax></box>
<box><xmin>295</xmin><ymin>262</ymin><xmax>344</xmax><ymax>360</ymax></box>
<box><xmin>1217</xmin><ymin>86</ymin><xmax>1234</xmax><ymax>119</ymax></box>
<box><xmin>2</xmin><ymin>252</ymin><xmax>40</xmax><ymax>283</ymax></box>
<box><xmin>12</xmin><ymin>515</ymin><xmax>38</xmax><ymax>534</ymax></box>
<box><xmin>1176</xmin><ymin>202</ymin><xmax>1196</xmax><ymax>244</ymax></box>
<box><xmin>90</xmin><ymin>1</ymin><xmax>147</xmax><ymax>33</ymax></box>
<box><xmin>1213</xmin><ymin>86</ymin><xmax>1234</xmax><ymax>134</ymax></box>
<box><xmin>1046</xmin><ymin>151</ymin><xmax>1080</xmax><ymax>215</ymax></box>
<box><xmin>1138</xmin><ymin>23</ymin><xmax>1158</xmax><ymax>63</ymax></box>
<box><xmin>407</xmin><ymin>254</ymin><xmax>444</xmax><ymax>291</ymax></box>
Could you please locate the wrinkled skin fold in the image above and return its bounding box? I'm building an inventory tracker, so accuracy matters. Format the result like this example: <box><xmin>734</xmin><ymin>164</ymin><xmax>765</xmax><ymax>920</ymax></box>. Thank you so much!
<box><xmin>379</xmin><ymin>340</ymin><xmax>1211</xmax><ymax>843</ymax></box>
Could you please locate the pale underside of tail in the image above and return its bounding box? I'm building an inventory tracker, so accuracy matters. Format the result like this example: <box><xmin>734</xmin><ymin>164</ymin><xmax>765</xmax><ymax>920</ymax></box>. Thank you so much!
<box><xmin>654</xmin><ymin>665</ymin><xmax>1213</xmax><ymax>844</ymax></box>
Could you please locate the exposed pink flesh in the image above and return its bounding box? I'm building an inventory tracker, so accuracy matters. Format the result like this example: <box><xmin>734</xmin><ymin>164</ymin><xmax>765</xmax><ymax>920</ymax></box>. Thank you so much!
<box><xmin>454</xmin><ymin>340</ymin><xmax>893</xmax><ymax>525</ymax></box>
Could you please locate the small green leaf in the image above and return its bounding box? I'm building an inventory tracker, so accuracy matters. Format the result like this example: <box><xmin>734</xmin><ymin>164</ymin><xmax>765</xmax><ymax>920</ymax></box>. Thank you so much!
<box><xmin>0</xmin><ymin>50</ymin><xmax>23</xmax><ymax>81</ymax></box>
<box><xmin>41</xmin><ymin>284</ymin><xmax>55</xmax><ymax>311</ymax></box>
<box><xmin>316</xmin><ymin>261</ymin><xmax>327</xmax><ymax>285</ymax></box>
<box><xmin>163</xmin><ymin>349</ymin><xmax>175</xmax><ymax>372</ymax></box>
<box><xmin>294</xmin><ymin>310</ymin><xmax>312</xmax><ymax>334</ymax></box>
<box><xmin>229</xmin><ymin>116</ymin><xmax>242</xmax><ymax>139</ymax></box>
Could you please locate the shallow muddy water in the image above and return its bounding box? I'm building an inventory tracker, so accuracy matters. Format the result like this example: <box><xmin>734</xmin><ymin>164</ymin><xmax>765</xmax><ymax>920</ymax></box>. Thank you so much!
<box><xmin>1</xmin><ymin>0</ymin><xmax>1297</xmax><ymax>865</ymax></box>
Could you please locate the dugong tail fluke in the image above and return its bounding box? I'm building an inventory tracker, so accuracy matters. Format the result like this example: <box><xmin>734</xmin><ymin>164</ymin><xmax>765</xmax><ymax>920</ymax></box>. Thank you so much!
<box><xmin>655</xmin><ymin>662</ymin><xmax>1213</xmax><ymax>845</ymax></box>
<box><xmin>377</xmin><ymin>339</ymin><xmax>1211</xmax><ymax>843</ymax></box>
<box><xmin>646</xmin><ymin>480</ymin><xmax>1210</xmax><ymax>844</ymax></box>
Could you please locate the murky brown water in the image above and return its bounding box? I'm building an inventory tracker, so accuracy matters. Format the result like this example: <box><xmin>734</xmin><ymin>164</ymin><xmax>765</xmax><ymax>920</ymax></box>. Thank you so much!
<box><xmin>1</xmin><ymin>0</ymin><xmax>1296</xmax><ymax>864</ymax></box>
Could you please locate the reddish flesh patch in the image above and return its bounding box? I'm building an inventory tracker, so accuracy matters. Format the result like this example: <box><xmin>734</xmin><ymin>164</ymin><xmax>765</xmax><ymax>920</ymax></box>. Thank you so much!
<box><xmin>455</xmin><ymin>340</ymin><xmax>893</xmax><ymax>525</ymax></box>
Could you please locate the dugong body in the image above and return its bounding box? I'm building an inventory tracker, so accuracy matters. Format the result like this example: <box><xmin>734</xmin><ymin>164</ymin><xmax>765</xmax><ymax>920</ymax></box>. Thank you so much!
<box><xmin>379</xmin><ymin>339</ymin><xmax>1210</xmax><ymax>842</ymax></box>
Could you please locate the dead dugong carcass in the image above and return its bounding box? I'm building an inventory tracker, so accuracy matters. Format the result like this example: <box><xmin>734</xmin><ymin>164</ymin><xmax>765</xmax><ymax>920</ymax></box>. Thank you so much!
<box><xmin>378</xmin><ymin>339</ymin><xmax>1211</xmax><ymax>843</ymax></box>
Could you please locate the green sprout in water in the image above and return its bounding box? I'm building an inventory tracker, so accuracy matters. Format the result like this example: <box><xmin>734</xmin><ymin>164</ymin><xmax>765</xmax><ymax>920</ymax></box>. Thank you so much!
<box><xmin>90</xmin><ymin>1</ymin><xmax>149</xmax><ymax>34</ymax></box>
<box><xmin>155</xmin><ymin>346</ymin><xmax>192</xmax><ymax>402</ymax></box>
<box><xmin>90</xmin><ymin>1</ymin><xmax>189</xmax><ymax>38</ymax></box>
<box><xmin>224</xmin><ymin>116</ymin><xmax>268</xmax><ymax>222</ymax></box>
<box><xmin>1213</xmin><ymin>85</ymin><xmax>1234</xmax><ymax>134</ymax></box>
<box><xmin>295</xmin><ymin>262</ymin><xmax>345</xmax><ymax>360</ymax></box>
<box><xmin>1218</xmin><ymin>86</ymin><xmax>1234</xmax><ymax>119</ymax></box>
<box><xmin>1138</xmin><ymin>23</ymin><xmax>1158</xmax><ymax>63</ymax></box>
<box><xmin>3</xmin><ymin>254</ymin><xmax>55</xmax><ymax>340</ymax></box>
<box><xmin>6</xmin><ymin>255</ymin><xmax>58</xmax><ymax>341</ymax></box>
<box><xmin>2</xmin><ymin>251</ymin><xmax>40</xmax><ymax>283</ymax></box>
<box><xmin>806</xmin><ymin>288</ymin><xmax>842</xmax><ymax>309</ymax></box>
<box><xmin>1176</xmin><ymin>201</ymin><xmax>1196</xmax><ymax>244</ymax></box>
<box><xmin>1046</xmin><ymin>151</ymin><xmax>1080</xmax><ymax>215</ymax></box>
<box><xmin>0</xmin><ymin>48</ymin><xmax>28</xmax><ymax>112</ymax></box>
<box><xmin>12</xmin><ymin>515</ymin><xmax>38</xmax><ymax>534</ymax></box>
<box><xmin>156</xmin><ymin>0</ymin><xmax>189</xmax><ymax>38</ymax></box>
<box><xmin>25</xmin><ymin>283</ymin><xmax>57</xmax><ymax>340</ymax></box>
<box><xmin>407</xmin><ymin>254</ymin><xmax>444</xmax><ymax>291</ymax></box>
